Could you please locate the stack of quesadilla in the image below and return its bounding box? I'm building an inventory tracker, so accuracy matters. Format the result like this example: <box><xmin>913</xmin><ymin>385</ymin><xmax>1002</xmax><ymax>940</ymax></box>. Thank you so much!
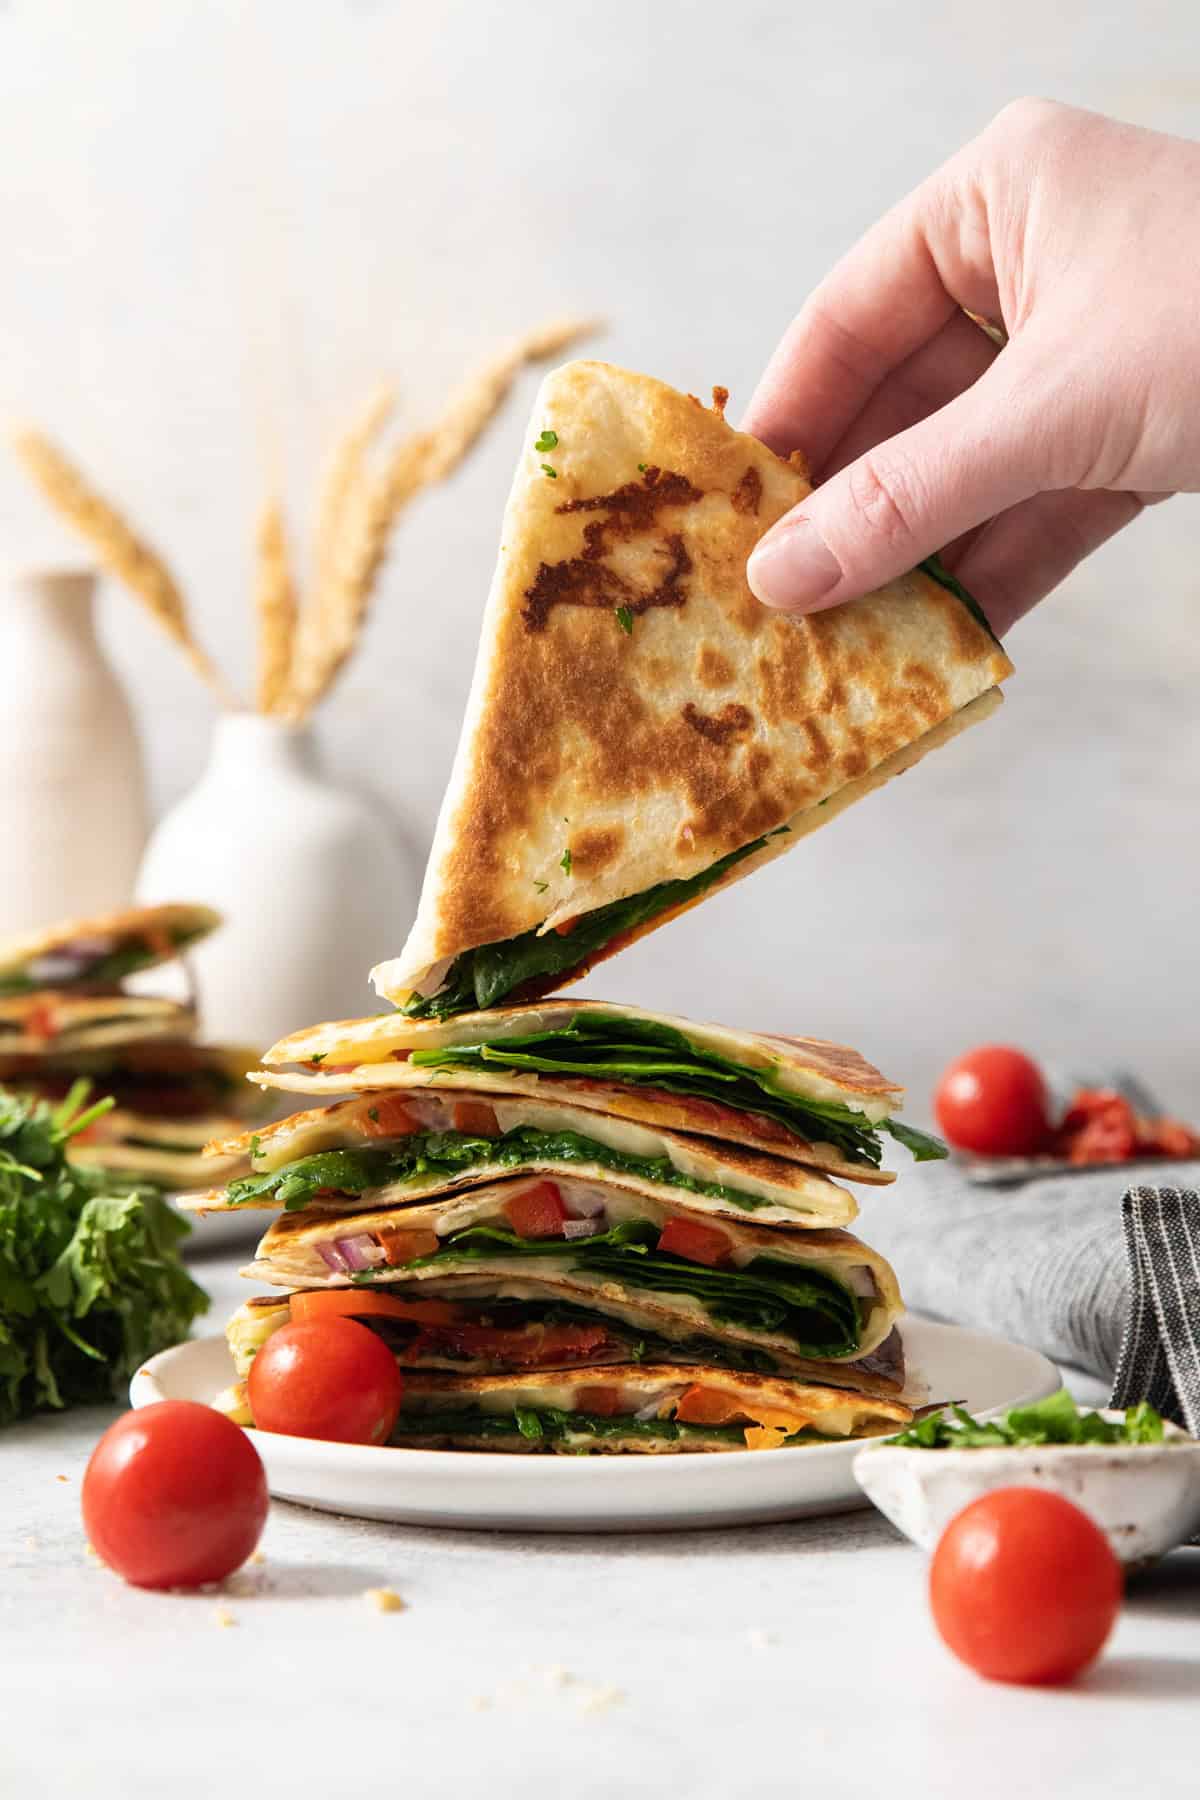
<box><xmin>0</xmin><ymin>903</ymin><xmax>260</xmax><ymax>1190</ymax></box>
<box><xmin>199</xmin><ymin>360</ymin><xmax>1012</xmax><ymax>1454</ymax></box>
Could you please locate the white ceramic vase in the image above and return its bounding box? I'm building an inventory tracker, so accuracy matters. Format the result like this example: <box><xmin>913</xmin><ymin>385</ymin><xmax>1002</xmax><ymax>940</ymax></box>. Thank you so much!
<box><xmin>135</xmin><ymin>713</ymin><xmax>417</xmax><ymax>1048</ymax></box>
<box><xmin>0</xmin><ymin>565</ymin><xmax>148</xmax><ymax>934</ymax></box>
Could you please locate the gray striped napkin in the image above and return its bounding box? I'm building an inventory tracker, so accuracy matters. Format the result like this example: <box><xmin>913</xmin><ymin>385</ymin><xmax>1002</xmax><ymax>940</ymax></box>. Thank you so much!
<box><xmin>859</xmin><ymin>1158</ymin><xmax>1200</xmax><ymax>1410</ymax></box>
<box><xmin>1110</xmin><ymin>1186</ymin><xmax>1200</xmax><ymax>1430</ymax></box>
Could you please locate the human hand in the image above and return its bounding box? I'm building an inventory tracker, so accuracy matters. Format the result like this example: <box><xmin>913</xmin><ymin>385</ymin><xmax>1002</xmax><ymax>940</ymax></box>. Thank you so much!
<box><xmin>743</xmin><ymin>100</ymin><xmax>1200</xmax><ymax>634</ymax></box>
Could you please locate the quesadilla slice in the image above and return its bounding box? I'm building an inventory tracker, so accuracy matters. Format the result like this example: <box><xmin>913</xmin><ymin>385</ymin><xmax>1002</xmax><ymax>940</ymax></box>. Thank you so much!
<box><xmin>370</xmin><ymin>361</ymin><xmax>1011</xmax><ymax>1019</ymax></box>
<box><xmin>221</xmin><ymin>1356</ymin><xmax>911</xmax><ymax>1453</ymax></box>
<box><xmin>254</xmin><ymin>999</ymin><xmax>943</xmax><ymax>1179</ymax></box>
<box><xmin>0</xmin><ymin>992</ymin><xmax>196</xmax><ymax>1056</ymax></box>
<box><xmin>243</xmin><ymin>1174</ymin><xmax>902</xmax><ymax>1367</ymax></box>
<box><xmin>0</xmin><ymin>902</ymin><xmax>220</xmax><ymax>997</ymax></box>
<box><xmin>69</xmin><ymin>1110</ymin><xmax>251</xmax><ymax>1191</ymax></box>
<box><xmin>224</xmin><ymin>1285</ymin><xmax>906</xmax><ymax>1394</ymax></box>
<box><xmin>1</xmin><ymin>1042</ymin><xmax>263</xmax><ymax>1120</ymax></box>
<box><xmin>190</xmin><ymin>1088</ymin><xmax>858</xmax><ymax>1229</ymax></box>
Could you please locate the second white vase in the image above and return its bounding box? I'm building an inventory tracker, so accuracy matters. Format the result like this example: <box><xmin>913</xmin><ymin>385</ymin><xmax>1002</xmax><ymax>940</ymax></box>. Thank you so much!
<box><xmin>135</xmin><ymin>713</ymin><xmax>418</xmax><ymax>1049</ymax></box>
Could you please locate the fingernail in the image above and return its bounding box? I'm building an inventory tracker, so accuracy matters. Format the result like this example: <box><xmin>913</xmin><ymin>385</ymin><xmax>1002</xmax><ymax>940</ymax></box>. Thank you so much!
<box><xmin>747</xmin><ymin>518</ymin><xmax>841</xmax><ymax>611</ymax></box>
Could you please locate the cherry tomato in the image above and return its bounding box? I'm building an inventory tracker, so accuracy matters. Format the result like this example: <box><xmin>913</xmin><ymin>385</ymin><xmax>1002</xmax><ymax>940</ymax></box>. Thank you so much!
<box><xmin>247</xmin><ymin>1317</ymin><xmax>402</xmax><ymax>1445</ymax></box>
<box><xmin>934</xmin><ymin>1045</ymin><xmax>1051</xmax><ymax>1155</ymax></box>
<box><xmin>82</xmin><ymin>1400</ymin><xmax>268</xmax><ymax>1590</ymax></box>
<box><xmin>930</xmin><ymin>1487</ymin><xmax>1122</xmax><ymax>1684</ymax></box>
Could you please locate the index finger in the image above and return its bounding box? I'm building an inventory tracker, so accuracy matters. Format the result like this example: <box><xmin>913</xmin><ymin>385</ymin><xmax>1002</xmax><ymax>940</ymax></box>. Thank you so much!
<box><xmin>741</xmin><ymin>151</ymin><xmax>1001</xmax><ymax>468</ymax></box>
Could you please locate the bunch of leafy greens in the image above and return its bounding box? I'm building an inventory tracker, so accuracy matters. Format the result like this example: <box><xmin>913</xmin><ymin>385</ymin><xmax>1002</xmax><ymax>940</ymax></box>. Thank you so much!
<box><xmin>352</xmin><ymin>1216</ymin><xmax>863</xmax><ymax>1359</ymax></box>
<box><xmin>406</xmin><ymin>1013</ymin><xmax>946</xmax><ymax>1171</ymax></box>
<box><xmin>888</xmin><ymin>1388</ymin><xmax>1166</xmax><ymax>1449</ymax></box>
<box><xmin>226</xmin><ymin>1125</ymin><xmax>783</xmax><ymax>1215</ymax></box>
<box><xmin>0</xmin><ymin>1084</ymin><xmax>208</xmax><ymax>1426</ymax></box>
<box><xmin>401</xmin><ymin>832</ymin><xmax>781</xmax><ymax>1019</ymax></box>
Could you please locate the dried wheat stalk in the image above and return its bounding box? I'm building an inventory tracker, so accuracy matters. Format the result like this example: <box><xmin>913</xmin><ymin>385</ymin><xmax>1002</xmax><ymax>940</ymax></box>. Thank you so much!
<box><xmin>10</xmin><ymin>427</ymin><xmax>235</xmax><ymax>706</ymax></box>
<box><xmin>253</xmin><ymin>496</ymin><xmax>298</xmax><ymax>715</ymax></box>
<box><xmin>287</xmin><ymin>314</ymin><xmax>595</xmax><ymax>717</ymax></box>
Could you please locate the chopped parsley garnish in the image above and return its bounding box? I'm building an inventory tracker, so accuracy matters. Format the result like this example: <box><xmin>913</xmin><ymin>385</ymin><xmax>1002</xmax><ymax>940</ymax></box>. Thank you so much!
<box><xmin>533</xmin><ymin>880</ymin><xmax>549</xmax><ymax>894</ymax></box>
<box><xmin>534</xmin><ymin>430</ymin><xmax>558</xmax><ymax>452</ymax></box>
<box><xmin>560</xmin><ymin>848</ymin><xmax>572</xmax><ymax>876</ymax></box>
<box><xmin>308</xmin><ymin>1053</ymin><xmax>327</xmax><ymax>1066</ymax></box>
<box><xmin>614</xmin><ymin>606</ymin><xmax>634</xmax><ymax>636</ymax></box>
<box><xmin>541</xmin><ymin>464</ymin><xmax>558</xmax><ymax>480</ymax></box>
<box><xmin>637</xmin><ymin>463</ymin><xmax>647</xmax><ymax>472</ymax></box>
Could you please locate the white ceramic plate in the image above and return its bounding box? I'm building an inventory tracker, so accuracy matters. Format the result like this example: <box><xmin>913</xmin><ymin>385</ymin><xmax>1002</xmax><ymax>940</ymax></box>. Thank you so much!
<box><xmin>129</xmin><ymin>1319</ymin><xmax>1059</xmax><ymax>1533</ymax></box>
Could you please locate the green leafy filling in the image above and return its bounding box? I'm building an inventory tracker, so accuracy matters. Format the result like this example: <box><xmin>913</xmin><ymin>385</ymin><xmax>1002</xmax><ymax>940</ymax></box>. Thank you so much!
<box><xmin>0</xmin><ymin>926</ymin><xmax>206</xmax><ymax>998</ymax></box>
<box><xmin>918</xmin><ymin>554</ymin><xmax>1003</xmax><ymax>649</ymax></box>
<box><xmin>888</xmin><ymin>1388</ymin><xmax>1166</xmax><ymax>1449</ymax></box>
<box><xmin>393</xmin><ymin>1405</ymin><xmax>750</xmax><ymax>1446</ymax></box>
<box><xmin>352</xmin><ymin>1217</ymin><xmax>863</xmax><ymax>1359</ymax></box>
<box><xmin>225</xmin><ymin>1125</ymin><xmax>784</xmax><ymax>1214</ymax></box>
<box><xmin>0</xmin><ymin>1084</ymin><xmax>208</xmax><ymax>1426</ymax></box>
<box><xmin>400</xmin><ymin>833</ymin><xmax>778</xmax><ymax>1019</ymax></box>
<box><xmin>407</xmin><ymin>1013</ymin><xmax>945</xmax><ymax>1171</ymax></box>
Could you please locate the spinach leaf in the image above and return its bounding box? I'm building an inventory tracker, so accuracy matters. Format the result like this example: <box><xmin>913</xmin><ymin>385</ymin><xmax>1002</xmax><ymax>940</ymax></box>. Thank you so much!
<box><xmin>355</xmin><ymin>1216</ymin><xmax>863</xmax><ymax>1358</ymax></box>
<box><xmin>391</xmin><ymin>1405</ymin><xmax>749</xmax><ymax>1447</ymax></box>
<box><xmin>919</xmin><ymin>554</ymin><xmax>1003</xmax><ymax>648</ymax></box>
<box><xmin>402</xmin><ymin>834</ymin><xmax>774</xmax><ymax>1019</ymax></box>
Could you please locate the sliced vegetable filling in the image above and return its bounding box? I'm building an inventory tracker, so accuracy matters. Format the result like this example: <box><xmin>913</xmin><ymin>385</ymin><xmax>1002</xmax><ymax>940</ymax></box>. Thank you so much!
<box><xmin>389</xmin><ymin>1407</ymin><xmax>755</xmax><ymax>1447</ymax></box>
<box><xmin>0</xmin><ymin>925</ymin><xmax>206</xmax><ymax>997</ymax></box>
<box><xmin>319</xmin><ymin>1213</ymin><xmax>866</xmax><ymax>1361</ymax></box>
<box><xmin>226</xmin><ymin>1123</ymin><xmax>783</xmax><ymax>1214</ymax></box>
<box><xmin>400</xmin><ymin>832</ymin><xmax>779</xmax><ymax>1020</ymax></box>
<box><xmin>404</xmin><ymin>1014</ymin><xmax>945</xmax><ymax>1170</ymax></box>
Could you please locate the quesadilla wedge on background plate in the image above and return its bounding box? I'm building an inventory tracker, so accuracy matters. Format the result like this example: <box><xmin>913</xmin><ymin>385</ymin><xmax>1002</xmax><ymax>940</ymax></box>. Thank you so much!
<box><xmin>223</xmin><ymin>1279</ymin><xmax>906</xmax><ymax>1395</ymax></box>
<box><xmin>190</xmin><ymin>1088</ymin><xmax>859</xmax><ymax>1229</ymax></box>
<box><xmin>0</xmin><ymin>992</ymin><xmax>196</xmax><ymax>1056</ymax></box>
<box><xmin>243</xmin><ymin>1176</ymin><xmax>902</xmax><ymax>1368</ymax></box>
<box><xmin>370</xmin><ymin>361</ymin><xmax>1012</xmax><ymax>1020</ymax></box>
<box><xmin>69</xmin><ymin>1110</ymin><xmax>251</xmax><ymax>1191</ymax></box>
<box><xmin>1</xmin><ymin>1041</ymin><xmax>263</xmax><ymax>1120</ymax></box>
<box><xmin>221</xmin><ymin>1362</ymin><xmax>913</xmax><ymax>1453</ymax></box>
<box><xmin>254</xmin><ymin>999</ymin><xmax>943</xmax><ymax>1180</ymax></box>
<box><xmin>0</xmin><ymin>902</ymin><xmax>220</xmax><ymax>997</ymax></box>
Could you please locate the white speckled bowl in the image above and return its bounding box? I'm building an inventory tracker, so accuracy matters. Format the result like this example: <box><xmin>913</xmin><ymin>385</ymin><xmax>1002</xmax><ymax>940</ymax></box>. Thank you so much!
<box><xmin>853</xmin><ymin>1411</ymin><xmax>1200</xmax><ymax>1567</ymax></box>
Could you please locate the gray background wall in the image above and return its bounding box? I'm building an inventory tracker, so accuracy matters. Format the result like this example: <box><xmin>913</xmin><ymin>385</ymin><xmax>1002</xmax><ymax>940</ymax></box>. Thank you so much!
<box><xmin>2</xmin><ymin>0</ymin><xmax>1197</xmax><ymax>1125</ymax></box>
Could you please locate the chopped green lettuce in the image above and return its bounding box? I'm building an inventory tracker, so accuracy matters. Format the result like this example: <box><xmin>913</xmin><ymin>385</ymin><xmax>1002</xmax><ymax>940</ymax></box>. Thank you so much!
<box><xmin>888</xmin><ymin>1389</ymin><xmax>1167</xmax><ymax>1449</ymax></box>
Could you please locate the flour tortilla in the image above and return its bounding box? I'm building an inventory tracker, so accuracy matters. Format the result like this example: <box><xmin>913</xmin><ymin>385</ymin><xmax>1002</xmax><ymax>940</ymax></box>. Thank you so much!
<box><xmin>68</xmin><ymin>1110</ymin><xmax>250</xmax><ymax>1190</ymax></box>
<box><xmin>252</xmin><ymin>998</ymin><xmax>904</xmax><ymax>1182</ymax></box>
<box><xmin>0</xmin><ymin>902</ymin><xmax>220</xmax><ymax>990</ymax></box>
<box><xmin>245</xmin><ymin>1184</ymin><xmax>902</xmax><ymax>1365</ymax></box>
<box><xmin>387</xmin><ymin>1365</ymin><xmax>913</xmax><ymax>1452</ymax></box>
<box><xmin>0</xmin><ymin>993</ymin><xmax>196</xmax><ymax>1056</ymax></box>
<box><xmin>187</xmin><ymin>1088</ymin><xmax>858</xmax><ymax>1228</ymax></box>
<box><xmin>370</xmin><ymin>360</ymin><xmax>1011</xmax><ymax>1009</ymax></box>
<box><xmin>222</xmin><ymin>1291</ymin><xmax>906</xmax><ymax>1396</ymax></box>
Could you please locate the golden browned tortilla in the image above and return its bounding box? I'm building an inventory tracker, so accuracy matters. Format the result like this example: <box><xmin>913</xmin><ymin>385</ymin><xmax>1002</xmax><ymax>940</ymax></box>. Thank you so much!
<box><xmin>371</xmin><ymin>360</ymin><xmax>1012</xmax><ymax>1006</ymax></box>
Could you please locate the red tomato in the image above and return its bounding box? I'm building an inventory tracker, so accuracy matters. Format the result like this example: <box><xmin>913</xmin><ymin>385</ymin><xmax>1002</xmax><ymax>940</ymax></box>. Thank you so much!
<box><xmin>416</xmin><ymin>1322</ymin><xmax>610</xmax><ymax>1367</ymax></box>
<box><xmin>657</xmin><ymin>1216</ymin><xmax>733</xmax><ymax>1267</ymax></box>
<box><xmin>450</xmin><ymin>1099</ymin><xmax>499</xmax><ymax>1136</ymax></box>
<box><xmin>356</xmin><ymin>1095</ymin><xmax>421</xmax><ymax>1138</ymax></box>
<box><xmin>376</xmin><ymin>1226</ymin><xmax>441</xmax><ymax>1265</ymax></box>
<box><xmin>503</xmin><ymin>1180</ymin><xmax>568</xmax><ymax>1239</ymax></box>
<box><xmin>934</xmin><ymin>1046</ymin><xmax>1051</xmax><ymax>1155</ymax></box>
<box><xmin>82</xmin><ymin>1401</ymin><xmax>268</xmax><ymax>1591</ymax></box>
<box><xmin>576</xmin><ymin>1384</ymin><xmax>622</xmax><ymax>1416</ymax></box>
<box><xmin>930</xmin><ymin>1488</ymin><xmax>1122</xmax><ymax>1684</ymax></box>
<box><xmin>289</xmin><ymin>1290</ymin><xmax>464</xmax><ymax>1328</ymax></box>
<box><xmin>674</xmin><ymin>1383</ymin><xmax>742</xmax><ymax>1426</ymax></box>
<box><xmin>247</xmin><ymin>1318</ymin><xmax>403</xmax><ymax>1445</ymax></box>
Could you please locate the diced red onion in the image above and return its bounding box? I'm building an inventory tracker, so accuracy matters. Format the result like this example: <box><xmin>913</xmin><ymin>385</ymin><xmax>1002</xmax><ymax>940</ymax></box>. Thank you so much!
<box><xmin>561</xmin><ymin>1218</ymin><xmax>602</xmax><ymax>1240</ymax></box>
<box><xmin>335</xmin><ymin>1234</ymin><xmax>386</xmax><ymax>1271</ymax></box>
<box><xmin>317</xmin><ymin>1243</ymin><xmax>350</xmax><ymax>1275</ymax></box>
<box><xmin>634</xmin><ymin>1397</ymin><xmax>664</xmax><ymax>1422</ymax></box>
<box><xmin>563</xmin><ymin>1189</ymin><xmax>607</xmax><ymax>1220</ymax></box>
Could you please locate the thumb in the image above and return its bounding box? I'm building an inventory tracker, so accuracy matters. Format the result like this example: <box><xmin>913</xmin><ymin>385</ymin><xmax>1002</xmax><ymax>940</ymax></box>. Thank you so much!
<box><xmin>746</xmin><ymin>350</ymin><xmax>1053</xmax><ymax>613</ymax></box>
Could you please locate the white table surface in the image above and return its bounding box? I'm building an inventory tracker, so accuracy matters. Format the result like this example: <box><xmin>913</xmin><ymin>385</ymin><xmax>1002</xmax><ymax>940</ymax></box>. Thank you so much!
<box><xmin>6</xmin><ymin>1244</ymin><xmax>1200</xmax><ymax>1800</ymax></box>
